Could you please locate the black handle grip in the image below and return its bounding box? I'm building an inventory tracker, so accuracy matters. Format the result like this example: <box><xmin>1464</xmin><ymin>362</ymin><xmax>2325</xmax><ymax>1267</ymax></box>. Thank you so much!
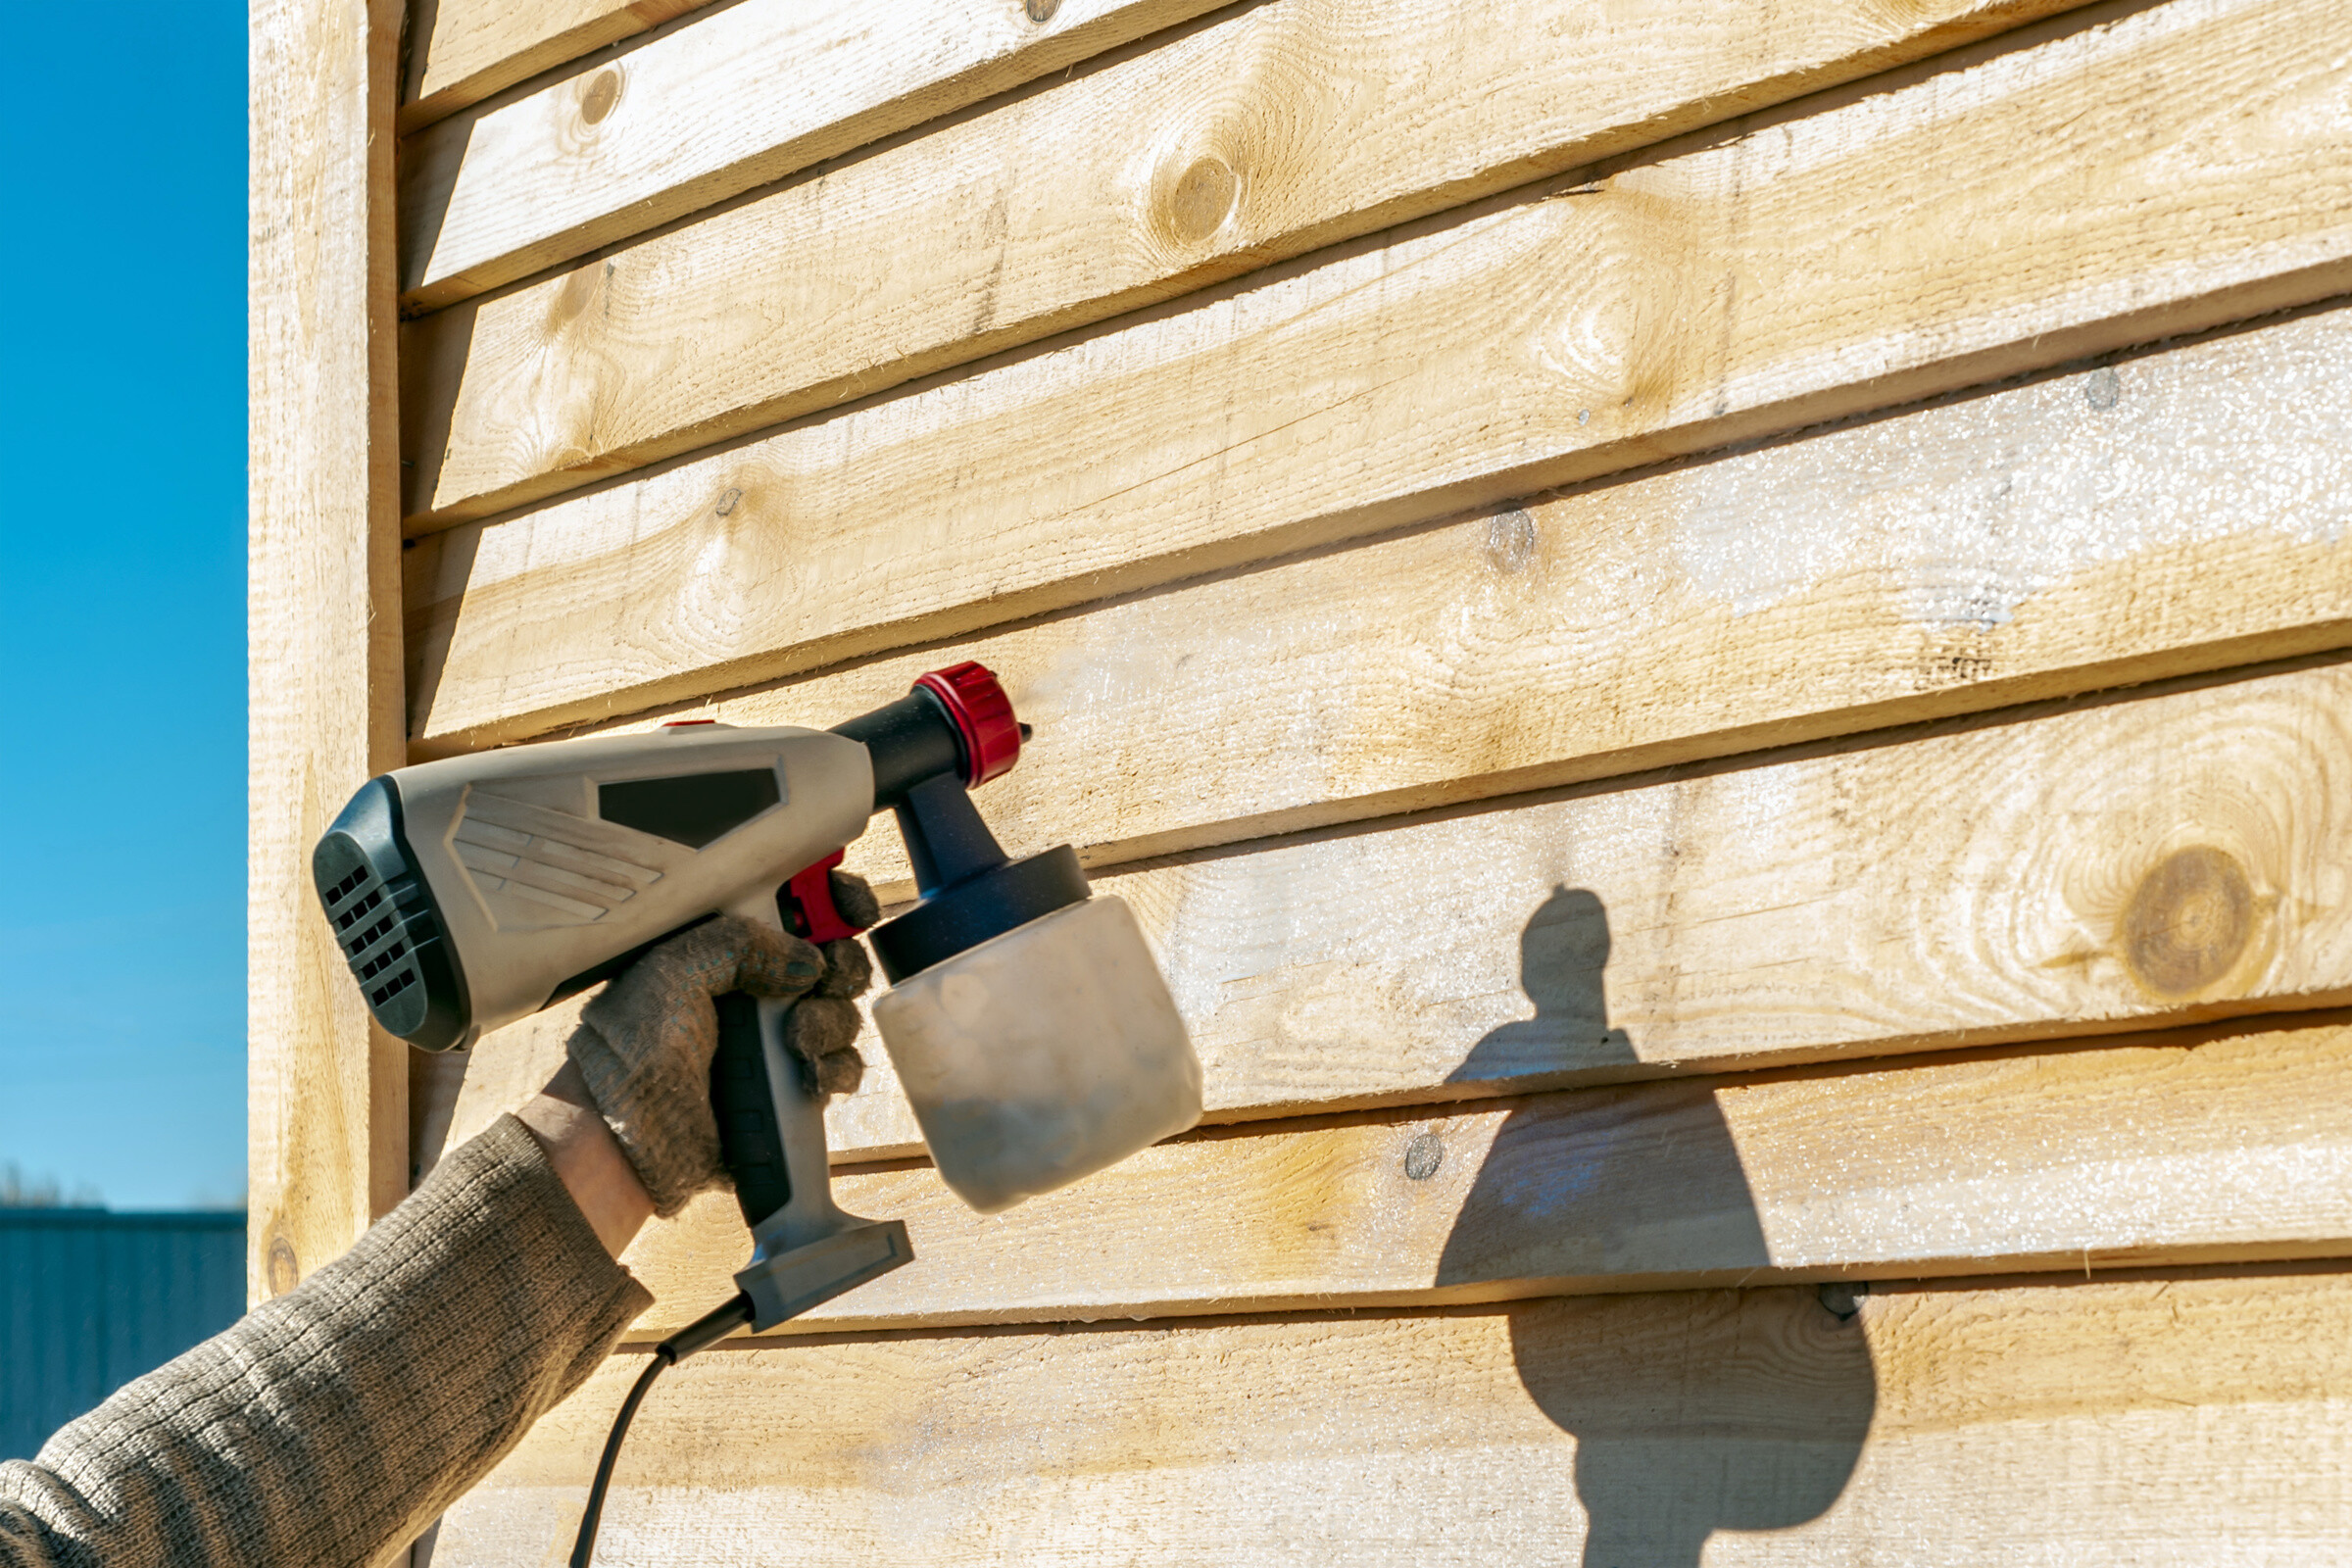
<box><xmin>710</xmin><ymin>992</ymin><xmax>792</xmax><ymax>1228</ymax></box>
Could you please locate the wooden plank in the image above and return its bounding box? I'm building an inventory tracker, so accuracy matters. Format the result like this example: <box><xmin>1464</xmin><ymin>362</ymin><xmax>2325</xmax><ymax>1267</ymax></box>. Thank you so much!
<box><xmin>250</xmin><ymin>0</ymin><xmax>410</xmax><ymax>1303</ymax></box>
<box><xmin>591</xmin><ymin>1011</ymin><xmax>2352</xmax><ymax>1336</ymax></box>
<box><xmin>596</xmin><ymin>308</ymin><xmax>2352</xmax><ymax>889</ymax></box>
<box><xmin>402</xmin><ymin>0</ymin><xmax>2352</xmax><ymax>751</ymax></box>
<box><xmin>431</xmin><ymin>1265</ymin><xmax>2352</xmax><ymax>1565</ymax></box>
<box><xmin>403</xmin><ymin>0</ymin><xmax>2096</xmax><ymax>526</ymax></box>
<box><xmin>440</xmin><ymin>656</ymin><xmax>2352</xmax><ymax>1164</ymax></box>
<box><xmin>398</xmin><ymin>0</ymin><xmax>713</xmax><ymax>134</ymax></box>
<box><xmin>397</xmin><ymin>0</ymin><xmax>1230</xmax><ymax>309</ymax></box>
<box><xmin>412</xmin><ymin>301</ymin><xmax>2352</xmax><ymax>891</ymax></box>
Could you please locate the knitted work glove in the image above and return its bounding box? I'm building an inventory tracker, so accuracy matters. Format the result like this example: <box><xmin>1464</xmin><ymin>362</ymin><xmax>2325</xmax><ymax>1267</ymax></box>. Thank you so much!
<box><xmin>788</xmin><ymin>872</ymin><xmax>881</xmax><ymax>1102</ymax></box>
<box><xmin>566</xmin><ymin>872</ymin><xmax>880</xmax><ymax>1217</ymax></box>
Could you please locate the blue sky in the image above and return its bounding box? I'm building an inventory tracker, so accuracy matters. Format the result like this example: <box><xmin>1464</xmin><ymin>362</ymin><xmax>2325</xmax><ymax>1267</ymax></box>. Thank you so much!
<box><xmin>0</xmin><ymin>4</ymin><xmax>248</xmax><ymax>1208</ymax></box>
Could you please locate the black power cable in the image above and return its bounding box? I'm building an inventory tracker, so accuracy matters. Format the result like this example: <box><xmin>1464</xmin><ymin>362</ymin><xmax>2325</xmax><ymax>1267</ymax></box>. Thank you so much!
<box><xmin>569</xmin><ymin>1293</ymin><xmax>756</xmax><ymax>1568</ymax></box>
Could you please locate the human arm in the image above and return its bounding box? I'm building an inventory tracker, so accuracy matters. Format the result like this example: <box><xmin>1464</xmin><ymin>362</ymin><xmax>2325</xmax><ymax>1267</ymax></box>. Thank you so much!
<box><xmin>0</xmin><ymin>898</ymin><xmax>873</xmax><ymax>1568</ymax></box>
<box><xmin>514</xmin><ymin>885</ymin><xmax>876</xmax><ymax>1252</ymax></box>
<box><xmin>517</xmin><ymin>1059</ymin><xmax>659</xmax><ymax>1257</ymax></box>
<box><xmin>0</xmin><ymin>1114</ymin><xmax>650</xmax><ymax>1568</ymax></box>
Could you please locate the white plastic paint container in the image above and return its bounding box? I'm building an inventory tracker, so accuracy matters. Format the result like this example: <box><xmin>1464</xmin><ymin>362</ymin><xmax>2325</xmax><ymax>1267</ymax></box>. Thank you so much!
<box><xmin>872</xmin><ymin>895</ymin><xmax>1201</xmax><ymax>1213</ymax></box>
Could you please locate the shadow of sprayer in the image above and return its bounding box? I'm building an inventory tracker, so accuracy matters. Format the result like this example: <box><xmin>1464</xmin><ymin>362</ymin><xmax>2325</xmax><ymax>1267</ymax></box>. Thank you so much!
<box><xmin>1436</xmin><ymin>887</ymin><xmax>1877</xmax><ymax>1565</ymax></box>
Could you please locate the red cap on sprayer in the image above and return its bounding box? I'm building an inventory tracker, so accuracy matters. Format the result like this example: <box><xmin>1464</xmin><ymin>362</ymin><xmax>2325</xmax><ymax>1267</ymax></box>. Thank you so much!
<box><xmin>914</xmin><ymin>662</ymin><xmax>1022</xmax><ymax>786</ymax></box>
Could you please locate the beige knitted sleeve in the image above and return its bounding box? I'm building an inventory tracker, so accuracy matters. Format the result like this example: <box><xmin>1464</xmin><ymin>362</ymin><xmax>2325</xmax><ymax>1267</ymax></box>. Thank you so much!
<box><xmin>0</xmin><ymin>1115</ymin><xmax>652</xmax><ymax>1568</ymax></box>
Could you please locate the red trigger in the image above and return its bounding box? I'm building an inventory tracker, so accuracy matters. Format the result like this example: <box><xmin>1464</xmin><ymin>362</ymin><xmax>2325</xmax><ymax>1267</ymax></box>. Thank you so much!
<box><xmin>782</xmin><ymin>850</ymin><xmax>863</xmax><ymax>944</ymax></box>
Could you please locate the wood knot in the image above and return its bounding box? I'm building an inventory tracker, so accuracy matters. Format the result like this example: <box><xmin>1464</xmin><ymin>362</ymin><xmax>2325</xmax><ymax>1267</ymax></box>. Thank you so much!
<box><xmin>580</xmin><ymin>68</ymin><xmax>622</xmax><ymax>126</ymax></box>
<box><xmin>2121</xmin><ymin>845</ymin><xmax>2254</xmax><ymax>997</ymax></box>
<box><xmin>267</xmin><ymin>1234</ymin><xmax>300</xmax><ymax>1297</ymax></box>
<box><xmin>1403</xmin><ymin>1133</ymin><xmax>1444</xmax><ymax>1182</ymax></box>
<box><xmin>1166</xmin><ymin>155</ymin><xmax>1238</xmax><ymax>245</ymax></box>
<box><xmin>1485</xmin><ymin>509</ymin><xmax>1538</xmax><ymax>574</ymax></box>
<box><xmin>1025</xmin><ymin>0</ymin><xmax>1060</xmax><ymax>20</ymax></box>
<box><xmin>548</xmin><ymin>261</ymin><xmax>603</xmax><ymax>329</ymax></box>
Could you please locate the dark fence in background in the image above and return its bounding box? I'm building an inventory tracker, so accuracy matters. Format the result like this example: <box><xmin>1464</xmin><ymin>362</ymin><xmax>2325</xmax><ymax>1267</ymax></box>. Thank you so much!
<box><xmin>0</xmin><ymin>1210</ymin><xmax>246</xmax><ymax>1461</ymax></box>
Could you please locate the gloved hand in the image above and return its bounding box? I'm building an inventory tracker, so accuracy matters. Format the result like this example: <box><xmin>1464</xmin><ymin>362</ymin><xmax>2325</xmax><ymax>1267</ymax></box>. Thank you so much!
<box><xmin>788</xmin><ymin>873</ymin><xmax>880</xmax><ymax>1101</ymax></box>
<box><xmin>565</xmin><ymin>871</ymin><xmax>880</xmax><ymax>1217</ymax></box>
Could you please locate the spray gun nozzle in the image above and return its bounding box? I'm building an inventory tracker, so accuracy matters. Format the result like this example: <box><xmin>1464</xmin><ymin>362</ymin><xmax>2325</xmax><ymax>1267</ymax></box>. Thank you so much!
<box><xmin>830</xmin><ymin>662</ymin><xmax>1023</xmax><ymax>805</ymax></box>
<box><xmin>830</xmin><ymin>662</ymin><xmax>1084</xmax><ymax>981</ymax></box>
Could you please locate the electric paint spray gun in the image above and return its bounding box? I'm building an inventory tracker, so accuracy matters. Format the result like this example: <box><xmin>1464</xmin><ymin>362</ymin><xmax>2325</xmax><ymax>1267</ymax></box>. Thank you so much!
<box><xmin>308</xmin><ymin>663</ymin><xmax>1202</xmax><ymax>1561</ymax></box>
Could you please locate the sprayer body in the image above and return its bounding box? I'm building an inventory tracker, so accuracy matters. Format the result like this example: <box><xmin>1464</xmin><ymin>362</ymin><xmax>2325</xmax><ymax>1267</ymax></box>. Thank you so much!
<box><xmin>314</xmin><ymin>724</ymin><xmax>875</xmax><ymax>1054</ymax></box>
<box><xmin>312</xmin><ymin>661</ymin><xmax>1202</xmax><ymax>1253</ymax></box>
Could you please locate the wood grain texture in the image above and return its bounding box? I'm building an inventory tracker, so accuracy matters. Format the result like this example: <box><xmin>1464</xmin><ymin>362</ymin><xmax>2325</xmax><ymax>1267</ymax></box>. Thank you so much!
<box><xmin>546</xmin><ymin>309</ymin><xmax>2352</xmax><ymax>890</ymax></box>
<box><xmin>250</xmin><ymin>0</ymin><xmax>410</xmax><ymax>1303</ymax></box>
<box><xmin>403</xmin><ymin>0</ymin><xmax>2352</xmax><ymax>750</ymax></box>
<box><xmin>440</xmin><ymin>657</ymin><xmax>2352</xmax><ymax>1164</ymax></box>
<box><xmin>594</xmin><ymin>1011</ymin><xmax>2352</xmax><ymax>1336</ymax></box>
<box><xmin>397</xmin><ymin>0</ymin><xmax>1230</xmax><ymax>309</ymax></box>
<box><xmin>403</xmin><ymin>0</ymin><xmax>2092</xmax><ymax>526</ymax></box>
<box><xmin>397</xmin><ymin>0</ymin><xmax>712</xmax><ymax>133</ymax></box>
<box><xmin>433</xmin><ymin>1266</ymin><xmax>2352</xmax><ymax>1565</ymax></box>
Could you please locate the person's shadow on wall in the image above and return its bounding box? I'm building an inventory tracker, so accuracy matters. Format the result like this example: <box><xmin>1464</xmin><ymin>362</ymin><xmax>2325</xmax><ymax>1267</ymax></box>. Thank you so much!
<box><xmin>1435</xmin><ymin>887</ymin><xmax>1877</xmax><ymax>1565</ymax></box>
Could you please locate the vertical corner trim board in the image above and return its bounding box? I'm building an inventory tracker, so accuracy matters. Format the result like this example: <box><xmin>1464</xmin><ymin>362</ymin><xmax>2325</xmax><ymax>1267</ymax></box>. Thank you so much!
<box><xmin>431</xmin><ymin>1268</ymin><xmax>2352</xmax><ymax>1566</ymax></box>
<box><xmin>251</xmin><ymin>0</ymin><xmax>411</xmax><ymax>1303</ymax></box>
<box><xmin>612</xmin><ymin>1010</ymin><xmax>2352</xmax><ymax>1336</ymax></box>
<box><xmin>399</xmin><ymin>0</ymin><xmax>714</xmax><ymax>134</ymax></box>
<box><xmin>403</xmin><ymin>0</ymin><xmax>2096</xmax><ymax>525</ymax></box>
<box><xmin>402</xmin><ymin>0</ymin><xmax>2352</xmax><ymax>749</ymax></box>
<box><xmin>397</xmin><ymin>0</ymin><xmax>1233</xmax><ymax>308</ymax></box>
<box><xmin>441</xmin><ymin>655</ymin><xmax>2352</xmax><ymax>1164</ymax></box>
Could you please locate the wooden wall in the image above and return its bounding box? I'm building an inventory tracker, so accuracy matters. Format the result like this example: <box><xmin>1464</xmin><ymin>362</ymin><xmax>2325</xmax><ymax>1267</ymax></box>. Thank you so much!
<box><xmin>249</xmin><ymin>0</ymin><xmax>2352</xmax><ymax>1560</ymax></box>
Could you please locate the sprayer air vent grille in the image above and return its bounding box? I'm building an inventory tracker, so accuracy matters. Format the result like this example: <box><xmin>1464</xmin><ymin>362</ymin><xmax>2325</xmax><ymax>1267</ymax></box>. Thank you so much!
<box><xmin>324</xmin><ymin>861</ymin><xmax>433</xmax><ymax>1014</ymax></box>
